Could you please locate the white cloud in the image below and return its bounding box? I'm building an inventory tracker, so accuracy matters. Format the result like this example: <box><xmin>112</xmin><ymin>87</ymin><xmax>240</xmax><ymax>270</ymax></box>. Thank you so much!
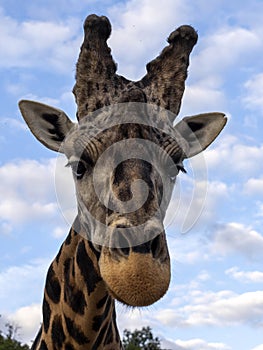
<box><xmin>55</xmin><ymin>155</ymin><xmax>77</xmax><ymax>226</ymax></box>
<box><xmin>24</xmin><ymin>0</ymin><xmax>99</xmax><ymax>21</ymax></box>
<box><xmin>162</xmin><ymin>338</ymin><xmax>231</xmax><ymax>350</ymax></box>
<box><xmin>117</xmin><ymin>304</ymin><xmax>232</xmax><ymax>350</ymax></box>
<box><xmin>166</xmin><ymin>175</ymin><xmax>228</xmax><ymax>237</ymax></box>
<box><xmin>7</xmin><ymin>304</ymin><xmax>41</xmax><ymax>345</ymax></box>
<box><xmin>0</xmin><ymin>157</ymin><xmax>76</xmax><ymax>233</ymax></box>
<box><xmin>1</xmin><ymin>118</ymin><xmax>28</xmax><ymax>131</ymax></box>
<box><xmin>117</xmin><ymin>307</ymin><xmax>149</xmax><ymax>334</ymax></box>
<box><xmin>0</xmin><ymin>221</ymin><xmax>13</xmax><ymax>235</ymax></box>
<box><xmin>52</xmin><ymin>225</ymin><xmax>69</xmax><ymax>239</ymax></box>
<box><xmin>251</xmin><ymin>345</ymin><xmax>263</xmax><ymax>350</ymax></box>
<box><xmin>256</xmin><ymin>202</ymin><xmax>263</xmax><ymax>218</ymax></box>
<box><xmin>212</xmin><ymin>222</ymin><xmax>263</xmax><ymax>260</ymax></box>
<box><xmin>165</xmin><ymin>179</ymin><xmax>229</xmax><ymax>266</ymax></box>
<box><xmin>179</xmin><ymin>25</ymin><xmax>262</xmax><ymax>118</ymax></box>
<box><xmin>243</xmin><ymin>73</ymin><xmax>263</xmax><ymax>114</ymax></box>
<box><xmin>167</xmin><ymin>233</ymin><xmax>208</xmax><ymax>265</ymax></box>
<box><xmin>0</xmin><ymin>159</ymin><xmax>57</xmax><ymax>230</ymax></box>
<box><xmin>0</xmin><ymin>8</ymin><xmax>80</xmax><ymax>73</ymax></box>
<box><xmin>180</xmin><ymin>84</ymin><xmax>226</xmax><ymax>117</ymax></box>
<box><xmin>190</xmin><ymin>27</ymin><xmax>261</xmax><ymax>83</ymax></box>
<box><xmin>244</xmin><ymin>177</ymin><xmax>263</xmax><ymax>197</ymax></box>
<box><xmin>0</xmin><ymin>259</ymin><xmax>49</xmax><ymax>310</ymax></box>
<box><xmin>0</xmin><ymin>200</ymin><xmax>56</xmax><ymax>224</ymax></box>
<box><xmin>226</xmin><ymin>267</ymin><xmax>263</xmax><ymax>283</ymax></box>
<box><xmin>20</xmin><ymin>93</ymin><xmax>60</xmax><ymax>108</ymax></box>
<box><xmin>108</xmin><ymin>0</ymin><xmax>262</xmax><ymax>85</ymax></box>
<box><xmin>0</xmin><ymin>0</ymin><xmax>190</xmax><ymax>79</ymax></box>
<box><xmin>155</xmin><ymin>290</ymin><xmax>263</xmax><ymax>327</ymax></box>
<box><xmin>196</xmin><ymin>270</ymin><xmax>210</xmax><ymax>282</ymax></box>
<box><xmin>164</xmin><ymin>220</ymin><xmax>263</xmax><ymax>268</ymax></box>
<box><xmin>204</xmin><ymin>135</ymin><xmax>263</xmax><ymax>178</ymax></box>
<box><xmin>108</xmin><ymin>0</ymin><xmax>191</xmax><ymax>80</ymax></box>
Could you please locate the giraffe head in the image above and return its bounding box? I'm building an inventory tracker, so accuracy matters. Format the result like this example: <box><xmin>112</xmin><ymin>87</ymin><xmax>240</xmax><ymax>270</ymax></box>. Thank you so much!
<box><xmin>19</xmin><ymin>100</ymin><xmax>226</xmax><ymax>307</ymax></box>
<box><xmin>19</xmin><ymin>14</ymin><xmax>226</xmax><ymax>307</ymax></box>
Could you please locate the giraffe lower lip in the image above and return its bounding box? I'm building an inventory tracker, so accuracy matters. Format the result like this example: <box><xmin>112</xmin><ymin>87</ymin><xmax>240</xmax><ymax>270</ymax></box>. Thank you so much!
<box><xmin>106</xmin><ymin>286</ymin><xmax>130</xmax><ymax>306</ymax></box>
<box><xmin>99</xmin><ymin>249</ymin><xmax>171</xmax><ymax>307</ymax></box>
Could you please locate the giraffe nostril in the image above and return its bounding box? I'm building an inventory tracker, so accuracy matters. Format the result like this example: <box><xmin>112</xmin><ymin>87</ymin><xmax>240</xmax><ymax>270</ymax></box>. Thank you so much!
<box><xmin>120</xmin><ymin>246</ymin><xmax>130</xmax><ymax>256</ymax></box>
<box><xmin>118</xmin><ymin>232</ymin><xmax>130</xmax><ymax>256</ymax></box>
<box><xmin>150</xmin><ymin>234</ymin><xmax>162</xmax><ymax>259</ymax></box>
<box><xmin>111</xmin><ymin>226</ymin><xmax>130</xmax><ymax>257</ymax></box>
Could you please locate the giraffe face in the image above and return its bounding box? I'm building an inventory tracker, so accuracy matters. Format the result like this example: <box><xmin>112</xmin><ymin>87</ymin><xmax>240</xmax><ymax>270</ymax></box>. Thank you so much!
<box><xmin>19</xmin><ymin>100</ymin><xmax>227</xmax><ymax>307</ymax></box>
<box><xmin>62</xmin><ymin>105</ymin><xmax>187</xmax><ymax>306</ymax></box>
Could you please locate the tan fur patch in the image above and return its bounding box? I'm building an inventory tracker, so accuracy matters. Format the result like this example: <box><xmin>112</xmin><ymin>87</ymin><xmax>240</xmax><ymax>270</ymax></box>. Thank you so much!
<box><xmin>99</xmin><ymin>250</ymin><xmax>170</xmax><ymax>307</ymax></box>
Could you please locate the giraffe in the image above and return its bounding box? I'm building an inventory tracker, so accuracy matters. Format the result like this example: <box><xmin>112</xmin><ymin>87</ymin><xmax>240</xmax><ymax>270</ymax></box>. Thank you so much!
<box><xmin>18</xmin><ymin>15</ymin><xmax>226</xmax><ymax>350</ymax></box>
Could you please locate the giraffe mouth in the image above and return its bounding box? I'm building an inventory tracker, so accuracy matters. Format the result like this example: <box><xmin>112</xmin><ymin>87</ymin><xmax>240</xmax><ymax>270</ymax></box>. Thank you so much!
<box><xmin>99</xmin><ymin>249</ymin><xmax>171</xmax><ymax>307</ymax></box>
<box><xmin>105</xmin><ymin>286</ymin><xmax>129</xmax><ymax>306</ymax></box>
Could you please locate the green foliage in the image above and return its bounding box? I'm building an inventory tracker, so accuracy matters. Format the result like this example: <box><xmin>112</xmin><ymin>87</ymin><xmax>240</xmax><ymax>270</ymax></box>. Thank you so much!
<box><xmin>122</xmin><ymin>326</ymin><xmax>165</xmax><ymax>350</ymax></box>
<box><xmin>0</xmin><ymin>318</ymin><xmax>30</xmax><ymax>350</ymax></box>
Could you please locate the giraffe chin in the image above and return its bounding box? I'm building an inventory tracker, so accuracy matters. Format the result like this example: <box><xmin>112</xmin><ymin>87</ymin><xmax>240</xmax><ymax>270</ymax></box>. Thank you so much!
<box><xmin>99</xmin><ymin>250</ymin><xmax>171</xmax><ymax>307</ymax></box>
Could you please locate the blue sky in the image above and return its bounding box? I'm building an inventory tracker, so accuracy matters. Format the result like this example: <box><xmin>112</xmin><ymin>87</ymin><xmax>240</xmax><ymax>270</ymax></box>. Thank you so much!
<box><xmin>0</xmin><ymin>1</ymin><xmax>263</xmax><ymax>349</ymax></box>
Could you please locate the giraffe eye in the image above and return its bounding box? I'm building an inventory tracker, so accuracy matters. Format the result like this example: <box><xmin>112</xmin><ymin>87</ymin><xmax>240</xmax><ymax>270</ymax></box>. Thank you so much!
<box><xmin>68</xmin><ymin>161</ymin><xmax>87</xmax><ymax>180</ymax></box>
<box><xmin>168</xmin><ymin>162</ymin><xmax>187</xmax><ymax>182</ymax></box>
<box><xmin>167</xmin><ymin>164</ymin><xmax>179</xmax><ymax>182</ymax></box>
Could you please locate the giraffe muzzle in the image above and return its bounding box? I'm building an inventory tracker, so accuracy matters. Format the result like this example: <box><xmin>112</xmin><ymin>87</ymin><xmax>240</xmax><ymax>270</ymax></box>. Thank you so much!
<box><xmin>99</xmin><ymin>222</ymin><xmax>171</xmax><ymax>307</ymax></box>
<box><xmin>99</xmin><ymin>243</ymin><xmax>171</xmax><ymax>307</ymax></box>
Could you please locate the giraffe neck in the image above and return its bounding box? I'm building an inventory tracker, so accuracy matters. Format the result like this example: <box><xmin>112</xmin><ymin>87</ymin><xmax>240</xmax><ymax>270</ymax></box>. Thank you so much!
<box><xmin>32</xmin><ymin>218</ymin><xmax>122</xmax><ymax>350</ymax></box>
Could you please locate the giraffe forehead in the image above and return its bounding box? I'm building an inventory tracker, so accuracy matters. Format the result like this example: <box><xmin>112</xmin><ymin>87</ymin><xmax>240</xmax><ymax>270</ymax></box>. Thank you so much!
<box><xmin>73</xmin><ymin>102</ymin><xmax>178</xmax><ymax>139</ymax></box>
<box><xmin>63</xmin><ymin>103</ymin><xmax>188</xmax><ymax>165</ymax></box>
<box><xmin>66</xmin><ymin>122</ymin><xmax>184</xmax><ymax>164</ymax></box>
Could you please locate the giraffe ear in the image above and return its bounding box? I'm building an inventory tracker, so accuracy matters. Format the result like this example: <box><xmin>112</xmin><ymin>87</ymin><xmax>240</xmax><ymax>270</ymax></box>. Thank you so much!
<box><xmin>175</xmin><ymin>112</ymin><xmax>227</xmax><ymax>158</ymax></box>
<box><xmin>19</xmin><ymin>100</ymin><xmax>75</xmax><ymax>152</ymax></box>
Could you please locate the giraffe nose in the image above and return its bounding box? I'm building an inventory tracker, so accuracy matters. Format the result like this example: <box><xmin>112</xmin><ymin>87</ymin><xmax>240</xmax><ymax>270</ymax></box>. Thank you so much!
<box><xmin>109</xmin><ymin>225</ymin><xmax>166</xmax><ymax>260</ymax></box>
<box><xmin>100</xmin><ymin>227</ymin><xmax>171</xmax><ymax>306</ymax></box>
<box><xmin>110</xmin><ymin>226</ymin><xmax>130</xmax><ymax>257</ymax></box>
<box><xmin>132</xmin><ymin>234</ymin><xmax>166</xmax><ymax>260</ymax></box>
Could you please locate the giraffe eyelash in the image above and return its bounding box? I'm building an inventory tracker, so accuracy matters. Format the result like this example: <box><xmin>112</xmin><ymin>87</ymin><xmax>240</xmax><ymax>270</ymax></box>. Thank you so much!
<box><xmin>65</xmin><ymin>160</ymin><xmax>87</xmax><ymax>180</ymax></box>
<box><xmin>177</xmin><ymin>163</ymin><xmax>187</xmax><ymax>174</ymax></box>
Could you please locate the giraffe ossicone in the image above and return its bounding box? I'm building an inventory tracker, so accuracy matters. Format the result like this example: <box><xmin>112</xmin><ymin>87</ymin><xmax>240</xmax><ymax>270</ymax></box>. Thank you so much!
<box><xmin>19</xmin><ymin>14</ymin><xmax>226</xmax><ymax>350</ymax></box>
